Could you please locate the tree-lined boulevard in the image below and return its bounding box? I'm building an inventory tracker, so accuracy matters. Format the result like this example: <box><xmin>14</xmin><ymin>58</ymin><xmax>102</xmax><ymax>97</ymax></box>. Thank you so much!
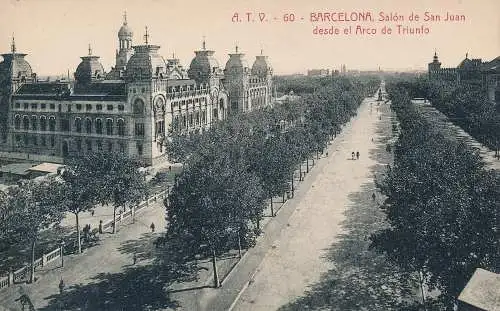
<box><xmin>0</xmin><ymin>74</ymin><xmax>497</xmax><ymax>311</ymax></box>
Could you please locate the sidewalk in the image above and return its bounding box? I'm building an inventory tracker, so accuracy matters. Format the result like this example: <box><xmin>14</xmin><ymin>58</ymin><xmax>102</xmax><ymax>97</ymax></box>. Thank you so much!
<box><xmin>192</xmin><ymin>96</ymin><xmax>377</xmax><ymax>311</ymax></box>
<box><xmin>0</xmin><ymin>198</ymin><xmax>167</xmax><ymax>310</ymax></box>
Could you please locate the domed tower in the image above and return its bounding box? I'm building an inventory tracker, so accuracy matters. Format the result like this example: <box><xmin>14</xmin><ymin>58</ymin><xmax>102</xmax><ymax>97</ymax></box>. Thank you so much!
<box><xmin>74</xmin><ymin>45</ymin><xmax>105</xmax><ymax>87</ymax></box>
<box><xmin>223</xmin><ymin>45</ymin><xmax>250</xmax><ymax>113</ymax></box>
<box><xmin>188</xmin><ymin>39</ymin><xmax>222</xmax><ymax>87</ymax></box>
<box><xmin>0</xmin><ymin>37</ymin><xmax>35</xmax><ymax>142</ymax></box>
<box><xmin>251</xmin><ymin>49</ymin><xmax>273</xmax><ymax>106</ymax></box>
<box><xmin>124</xmin><ymin>27</ymin><xmax>167</xmax><ymax>81</ymax></box>
<box><xmin>0</xmin><ymin>37</ymin><xmax>34</xmax><ymax>93</ymax></box>
<box><xmin>108</xmin><ymin>12</ymin><xmax>134</xmax><ymax>79</ymax></box>
<box><xmin>428</xmin><ymin>50</ymin><xmax>441</xmax><ymax>78</ymax></box>
<box><xmin>251</xmin><ymin>50</ymin><xmax>273</xmax><ymax>79</ymax></box>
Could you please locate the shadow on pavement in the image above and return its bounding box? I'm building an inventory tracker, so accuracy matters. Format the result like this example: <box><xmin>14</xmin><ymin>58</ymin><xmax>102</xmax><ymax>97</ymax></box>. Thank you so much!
<box><xmin>38</xmin><ymin>264</ymin><xmax>180</xmax><ymax>311</ymax></box>
<box><xmin>278</xmin><ymin>104</ymin><xmax>419</xmax><ymax>310</ymax></box>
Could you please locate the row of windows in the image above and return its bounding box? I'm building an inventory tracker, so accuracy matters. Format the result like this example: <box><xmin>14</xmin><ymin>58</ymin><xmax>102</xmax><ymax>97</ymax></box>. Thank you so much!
<box><xmin>13</xmin><ymin>115</ymin><xmax>127</xmax><ymax>136</ymax></box>
<box><xmin>15</xmin><ymin>134</ymin><xmax>56</xmax><ymax>148</ymax></box>
<box><xmin>14</xmin><ymin>102</ymin><xmax>126</xmax><ymax>112</ymax></box>
<box><xmin>173</xmin><ymin>110</ymin><xmax>210</xmax><ymax>129</ymax></box>
<box><xmin>13</xmin><ymin>134</ymin><xmax>135</xmax><ymax>154</ymax></box>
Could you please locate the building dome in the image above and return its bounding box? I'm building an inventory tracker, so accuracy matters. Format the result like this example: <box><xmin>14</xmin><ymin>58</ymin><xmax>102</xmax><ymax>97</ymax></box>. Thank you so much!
<box><xmin>125</xmin><ymin>45</ymin><xmax>167</xmax><ymax>80</ymax></box>
<box><xmin>224</xmin><ymin>47</ymin><xmax>249</xmax><ymax>75</ymax></box>
<box><xmin>251</xmin><ymin>54</ymin><xmax>272</xmax><ymax>78</ymax></box>
<box><xmin>118</xmin><ymin>24</ymin><xmax>133</xmax><ymax>38</ymax></box>
<box><xmin>188</xmin><ymin>42</ymin><xmax>220</xmax><ymax>82</ymax></box>
<box><xmin>0</xmin><ymin>53</ymin><xmax>33</xmax><ymax>80</ymax></box>
<box><xmin>118</xmin><ymin>12</ymin><xmax>133</xmax><ymax>38</ymax></box>
<box><xmin>75</xmin><ymin>55</ymin><xmax>105</xmax><ymax>83</ymax></box>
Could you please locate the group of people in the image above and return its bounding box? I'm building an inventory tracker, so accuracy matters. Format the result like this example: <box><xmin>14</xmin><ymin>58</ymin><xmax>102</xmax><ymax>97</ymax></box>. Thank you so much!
<box><xmin>351</xmin><ymin>151</ymin><xmax>360</xmax><ymax>160</ymax></box>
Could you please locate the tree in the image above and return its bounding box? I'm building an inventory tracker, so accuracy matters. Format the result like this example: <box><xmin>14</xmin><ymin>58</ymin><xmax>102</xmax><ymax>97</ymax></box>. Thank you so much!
<box><xmin>1</xmin><ymin>178</ymin><xmax>65</xmax><ymax>283</ymax></box>
<box><xmin>59</xmin><ymin>159</ymin><xmax>102</xmax><ymax>254</ymax></box>
<box><xmin>73</xmin><ymin>152</ymin><xmax>148</xmax><ymax>234</ymax></box>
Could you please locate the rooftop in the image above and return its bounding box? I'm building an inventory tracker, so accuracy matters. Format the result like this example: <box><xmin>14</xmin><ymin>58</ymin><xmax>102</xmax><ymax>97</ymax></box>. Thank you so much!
<box><xmin>458</xmin><ymin>268</ymin><xmax>500</xmax><ymax>310</ymax></box>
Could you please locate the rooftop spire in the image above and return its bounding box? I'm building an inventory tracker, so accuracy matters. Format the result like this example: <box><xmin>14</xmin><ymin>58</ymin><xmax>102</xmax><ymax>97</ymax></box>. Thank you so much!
<box><xmin>466</xmin><ymin>52</ymin><xmax>469</xmax><ymax>59</ymax></box>
<box><xmin>88</xmin><ymin>43</ymin><xmax>92</xmax><ymax>56</ymax></box>
<box><xmin>11</xmin><ymin>34</ymin><xmax>16</xmax><ymax>53</ymax></box>
<box><xmin>123</xmin><ymin>11</ymin><xmax>127</xmax><ymax>25</ymax></box>
<box><xmin>235</xmin><ymin>43</ymin><xmax>239</xmax><ymax>53</ymax></box>
<box><xmin>202</xmin><ymin>35</ymin><xmax>206</xmax><ymax>50</ymax></box>
<box><xmin>144</xmin><ymin>26</ymin><xmax>149</xmax><ymax>44</ymax></box>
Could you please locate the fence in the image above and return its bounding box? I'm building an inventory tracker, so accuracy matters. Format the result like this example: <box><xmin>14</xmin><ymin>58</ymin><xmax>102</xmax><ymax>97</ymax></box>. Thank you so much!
<box><xmin>0</xmin><ymin>189</ymin><xmax>167</xmax><ymax>291</ymax></box>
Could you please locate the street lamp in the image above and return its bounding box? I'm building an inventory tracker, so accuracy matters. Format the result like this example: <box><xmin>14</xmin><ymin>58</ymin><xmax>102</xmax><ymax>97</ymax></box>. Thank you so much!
<box><xmin>60</xmin><ymin>240</ymin><xmax>65</xmax><ymax>268</ymax></box>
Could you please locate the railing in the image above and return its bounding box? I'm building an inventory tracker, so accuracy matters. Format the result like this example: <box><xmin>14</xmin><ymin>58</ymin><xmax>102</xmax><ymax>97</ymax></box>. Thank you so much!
<box><xmin>0</xmin><ymin>189</ymin><xmax>167</xmax><ymax>291</ymax></box>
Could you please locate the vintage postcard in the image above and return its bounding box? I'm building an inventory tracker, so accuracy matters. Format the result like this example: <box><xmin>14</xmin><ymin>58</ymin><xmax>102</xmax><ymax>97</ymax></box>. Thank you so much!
<box><xmin>0</xmin><ymin>0</ymin><xmax>498</xmax><ymax>310</ymax></box>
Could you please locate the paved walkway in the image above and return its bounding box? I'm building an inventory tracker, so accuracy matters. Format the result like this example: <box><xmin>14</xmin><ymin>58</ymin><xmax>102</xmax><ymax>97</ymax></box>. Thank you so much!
<box><xmin>0</xmin><ymin>199</ymin><xmax>167</xmax><ymax>310</ymax></box>
<box><xmin>230</xmin><ymin>95</ymin><xmax>382</xmax><ymax>310</ymax></box>
<box><xmin>188</xmin><ymin>92</ymin><xmax>385</xmax><ymax>311</ymax></box>
<box><xmin>414</xmin><ymin>101</ymin><xmax>500</xmax><ymax>171</ymax></box>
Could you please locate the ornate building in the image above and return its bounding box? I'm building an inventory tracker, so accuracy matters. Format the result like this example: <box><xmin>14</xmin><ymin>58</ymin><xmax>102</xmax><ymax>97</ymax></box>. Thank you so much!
<box><xmin>428</xmin><ymin>51</ymin><xmax>500</xmax><ymax>103</ymax></box>
<box><xmin>0</xmin><ymin>15</ymin><xmax>274</xmax><ymax>166</ymax></box>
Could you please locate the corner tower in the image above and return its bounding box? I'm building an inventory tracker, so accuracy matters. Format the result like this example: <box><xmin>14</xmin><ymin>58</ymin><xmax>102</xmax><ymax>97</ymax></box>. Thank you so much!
<box><xmin>108</xmin><ymin>12</ymin><xmax>134</xmax><ymax>79</ymax></box>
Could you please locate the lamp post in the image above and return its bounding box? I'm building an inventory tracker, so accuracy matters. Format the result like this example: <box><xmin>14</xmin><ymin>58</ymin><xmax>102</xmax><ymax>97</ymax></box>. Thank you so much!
<box><xmin>60</xmin><ymin>240</ymin><xmax>65</xmax><ymax>268</ymax></box>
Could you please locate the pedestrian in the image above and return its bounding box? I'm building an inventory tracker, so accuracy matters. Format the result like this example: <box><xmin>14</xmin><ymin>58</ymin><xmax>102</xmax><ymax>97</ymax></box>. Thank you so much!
<box><xmin>326</xmin><ymin>151</ymin><xmax>329</xmax><ymax>156</ymax></box>
<box><xmin>150</xmin><ymin>222</ymin><xmax>155</xmax><ymax>233</ymax></box>
<box><xmin>351</xmin><ymin>152</ymin><xmax>355</xmax><ymax>160</ymax></box>
<box><xmin>58</xmin><ymin>278</ymin><xmax>65</xmax><ymax>294</ymax></box>
<box><xmin>91</xmin><ymin>210</ymin><xmax>95</xmax><ymax>216</ymax></box>
<box><xmin>98</xmin><ymin>220</ymin><xmax>103</xmax><ymax>234</ymax></box>
<box><xmin>356</xmin><ymin>151</ymin><xmax>360</xmax><ymax>160</ymax></box>
<box><xmin>133</xmin><ymin>253</ymin><xmax>137</xmax><ymax>265</ymax></box>
<box><xmin>372</xmin><ymin>193</ymin><xmax>376</xmax><ymax>201</ymax></box>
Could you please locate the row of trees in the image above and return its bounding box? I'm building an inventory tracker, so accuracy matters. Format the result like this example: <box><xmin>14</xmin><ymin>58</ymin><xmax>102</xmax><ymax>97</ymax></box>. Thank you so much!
<box><xmin>392</xmin><ymin>76</ymin><xmax>500</xmax><ymax>151</ymax></box>
<box><xmin>0</xmin><ymin>152</ymin><xmax>148</xmax><ymax>283</ymax></box>
<box><xmin>370</xmin><ymin>82</ymin><xmax>500</xmax><ymax>310</ymax></box>
<box><xmin>164</xmin><ymin>76</ymin><xmax>380</xmax><ymax>286</ymax></box>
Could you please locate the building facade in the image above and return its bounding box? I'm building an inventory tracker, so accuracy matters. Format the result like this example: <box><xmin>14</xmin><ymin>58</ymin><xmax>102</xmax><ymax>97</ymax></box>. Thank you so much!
<box><xmin>428</xmin><ymin>52</ymin><xmax>500</xmax><ymax>103</ymax></box>
<box><xmin>0</xmin><ymin>15</ymin><xmax>274</xmax><ymax>166</ymax></box>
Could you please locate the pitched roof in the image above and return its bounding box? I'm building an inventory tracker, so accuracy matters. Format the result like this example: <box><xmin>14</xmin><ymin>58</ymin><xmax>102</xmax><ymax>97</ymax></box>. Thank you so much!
<box><xmin>458</xmin><ymin>268</ymin><xmax>500</xmax><ymax>310</ymax></box>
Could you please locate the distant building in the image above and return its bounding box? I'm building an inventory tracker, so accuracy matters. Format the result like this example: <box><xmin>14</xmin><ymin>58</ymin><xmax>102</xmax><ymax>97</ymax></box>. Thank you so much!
<box><xmin>307</xmin><ymin>69</ymin><xmax>330</xmax><ymax>77</ymax></box>
<box><xmin>0</xmin><ymin>13</ymin><xmax>274</xmax><ymax>166</ymax></box>
<box><xmin>428</xmin><ymin>52</ymin><xmax>500</xmax><ymax>103</ymax></box>
<box><xmin>457</xmin><ymin>268</ymin><xmax>500</xmax><ymax>311</ymax></box>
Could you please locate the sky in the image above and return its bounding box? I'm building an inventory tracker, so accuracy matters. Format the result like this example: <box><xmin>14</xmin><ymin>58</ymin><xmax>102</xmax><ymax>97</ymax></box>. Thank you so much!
<box><xmin>0</xmin><ymin>0</ymin><xmax>498</xmax><ymax>75</ymax></box>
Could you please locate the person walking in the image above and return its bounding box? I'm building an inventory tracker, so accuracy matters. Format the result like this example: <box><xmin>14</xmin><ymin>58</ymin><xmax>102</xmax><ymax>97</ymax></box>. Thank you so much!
<box><xmin>150</xmin><ymin>222</ymin><xmax>155</xmax><ymax>233</ymax></box>
<box><xmin>351</xmin><ymin>152</ymin><xmax>355</xmax><ymax>160</ymax></box>
<box><xmin>372</xmin><ymin>193</ymin><xmax>376</xmax><ymax>201</ymax></box>
<box><xmin>58</xmin><ymin>278</ymin><xmax>65</xmax><ymax>294</ymax></box>
<box><xmin>356</xmin><ymin>151</ymin><xmax>360</xmax><ymax>160</ymax></box>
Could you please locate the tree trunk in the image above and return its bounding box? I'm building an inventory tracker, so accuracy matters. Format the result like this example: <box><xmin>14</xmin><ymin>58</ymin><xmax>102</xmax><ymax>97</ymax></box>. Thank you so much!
<box><xmin>282</xmin><ymin>193</ymin><xmax>285</xmax><ymax>203</ymax></box>
<box><xmin>306</xmin><ymin>158</ymin><xmax>309</xmax><ymax>173</ymax></box>
<box><xmin>270</xmin><ymin>196</ymin><xmax>274</xmax><ymax>217</ymax></box>
<box><xmin>237</xmin><ymin>231</ymin><xmax>242</xmax><ymax>258</ymax></box>
<box><xmin>113</xmin><ymin>207</ymin><xmax>117</xmax><ymax>234</ymax></box>
<box><xmin>75</xmin><ymin>212</ymin><xmax>81</xmax><ymax>254</ymax></box>
<box><xmin>212</xmin><ymin>249</ymin><xmax>220</xmax><ymax>288</ymax></box>
<box><xmin>30</xmin><ymin>239</ymin><xmax>36</xmax><ymax>283</ymax></box>
<box><xmin>291</xmin><ymin>174</ymin><xmax>295</xmax><ymax>198</ymax></box>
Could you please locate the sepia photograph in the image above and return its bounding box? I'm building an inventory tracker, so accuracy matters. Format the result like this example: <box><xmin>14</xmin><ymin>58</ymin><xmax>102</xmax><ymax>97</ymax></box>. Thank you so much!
<box><xmin>0</xmin><ymin>0</ymin><xmax>498</xmax><ymax>310</ymax></box>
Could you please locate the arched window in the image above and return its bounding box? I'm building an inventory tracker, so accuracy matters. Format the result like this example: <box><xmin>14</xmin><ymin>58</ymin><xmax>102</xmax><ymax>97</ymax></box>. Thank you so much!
<box><xmin>95</xmin><ymin>119</ymin><xmax>103</xmax><ymax>134</ymax></box>
<box><xmin>49</xmin><ymin>117</ymin><xmax>56</xmax><ymax>131</ymax></box>
<box><xmin>133</xmin><ymin>98</ymin><xmax>145</xmax><ymax>114</ymax></box>
<box><xmin>31</xmin><ymin>116</ymin><xmax>37</xmax><ymax>131</ymax></box>
<box><xmin>106</xmin><ymin>119</ymin><xmax>113</xmax><ymax>135</ymax></box>
<box><xmin>85</xmin><ymin>118</ymin><xmax>92</xmax><ymax>134</ymax></box>
<box><xmin>117</xmin><ymin>119</ymin><xmax>125</xmax><ymax>136</ymax></box>
<box><xmin>14</xmin><ymin>115</ymin><xmax>21</xmax><ymax>129</ymax></box>
<box><xmin>75</xmin><ymin>118</ymin><xmax>82</xmax><ymax>133</ymax></box>
<box><xmin>40</xmin><ymin>116</ymin><xmax>47</xmax><ymax>131</ymax></box>
<box><xmin>23</xmin><ymin>116</ymin><xmax>29</xmax><ymax>130</ymax></box>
